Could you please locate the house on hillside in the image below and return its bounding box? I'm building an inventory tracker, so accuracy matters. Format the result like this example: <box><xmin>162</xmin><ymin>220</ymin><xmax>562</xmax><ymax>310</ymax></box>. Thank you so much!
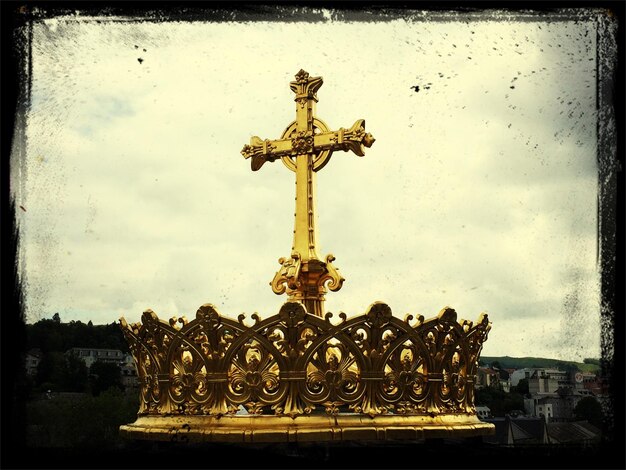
<box><xmin>66</xmin><ymin>347</ymin><xmax>125</xmax><ymax>368</ymax></box>
<box><xmin>120</xmin><ymin>360</ymin><xmax>139</xmax><ymax>392</ymax></box>
<box><xmin>476</xmin><ymin>367</ymin><xmax>500</xmax><ymax>389</ymax></box>
<box><xmin>25</xmin><ymin>348</ymin><xmax>43</xmax><ymax>376</ymax></box>
<box><xmin>66</xmin><ymin>348</ymin><xmax>140</xmax><ymax>391</ymax></box>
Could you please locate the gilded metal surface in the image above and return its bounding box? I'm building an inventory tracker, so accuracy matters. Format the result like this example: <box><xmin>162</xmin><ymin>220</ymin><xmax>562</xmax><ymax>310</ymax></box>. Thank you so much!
<box><xmin>241</xmin><ymin>70</ymin><xmax>375</xmax><ymax>317</ymax></box>
<box><xmin>119</xmin><ymin>301</ymin><xmax>492</xmax><ymax>441</ymax></box>
<box><xmin>120</xmin><ymin>413</ymin><xmax>494</xmax><ymax>443</ymax></box>
<box><xmin>119</xmin><ymin>69</ymin><xmax>494</xmax><ymax>442</ymax></box>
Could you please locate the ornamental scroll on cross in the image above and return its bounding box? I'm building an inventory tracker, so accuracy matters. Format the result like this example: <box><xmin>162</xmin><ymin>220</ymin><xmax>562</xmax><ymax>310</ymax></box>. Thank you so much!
<box><xmin>241</xmin><ymin>69</ymin><xmax>375</xmax><ymax>317</ymax></box>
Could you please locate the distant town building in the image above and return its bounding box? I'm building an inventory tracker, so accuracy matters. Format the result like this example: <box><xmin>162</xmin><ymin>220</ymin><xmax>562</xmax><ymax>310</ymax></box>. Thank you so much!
<box><xmin>25</xmin><ymin>348</ymin><xmax>43</xmax><ymax>376</ymax></box>
<box><xmin>66</xmin><ymin>347</ymin><xmax>125</xmax><ymax>368</ymax></box>
<box><xmin>535</xmin><ymin>402</ymin><xmax>554</xmax><ymax>422</ymax></box>
<box><xmin>528</xmin><ymin>368</ymin><xmax>569</xmax><ymax>395</ymax></box>
<box><xmin>476</xmin><ymin>366</ymin><xmax>511</xmax><ymax>392</ymax></box>
<box><xmin>524</xmin><ymin>387</ymin><xmax>595</xmax><ymax>422</ymax></box>
<box><xmin>509</xmin><ymin>368</ymin><xmax>532</xmax><ymax>387</ymax></box>
<box><xmin>476</xmin><ymin>367</ymin><xmax>500</xmax><ymax>389</ymax></box>
<box><xmin>120</xmin><ymin>353</ymin><xmax>139</xmax><ymax>392</ymax></box>
<box><xmin>476</xmin><ymin>406</ymin><xmax>492</xmax><ymax>419</ymax></box>
<box><xmin>500</xmin><ymin>377</ymin><xmax>511</xmax><ymax>393</ymax></box>
<box><xmin>120</xmin><ymin>352</ymin><xmax>135</xmax><ymax>368</ymax></box>
<box><xmin>574</xmin><ymin>371</ymin><xmax>604</xmax><ymax>395</ymax></box>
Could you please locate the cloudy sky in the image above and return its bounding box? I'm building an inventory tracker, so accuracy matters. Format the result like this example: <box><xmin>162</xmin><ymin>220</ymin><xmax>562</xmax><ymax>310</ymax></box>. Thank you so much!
<box><xmin>13</xmin><ymin>8</ymin><xmax>611</xmax><ymax>361</ymax></box>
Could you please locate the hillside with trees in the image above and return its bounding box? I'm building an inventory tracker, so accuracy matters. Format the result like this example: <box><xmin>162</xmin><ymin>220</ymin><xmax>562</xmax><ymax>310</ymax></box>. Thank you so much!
<box><xmin>23</xmin><ymin>314</ymin><xmax>129</xmax><ymax>397</ymax></box>
<box><xmin>480</xmin><ymin>355</ymin><xmax>601</xmax><ymax>373</ymax></box>
<box><xmin>25</xmin><ymin>313</ymin><xmax>128</xmax><ymax>353</ymax></box>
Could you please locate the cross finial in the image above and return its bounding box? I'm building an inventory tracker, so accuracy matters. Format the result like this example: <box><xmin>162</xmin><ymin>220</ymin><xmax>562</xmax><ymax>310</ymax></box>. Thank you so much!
<box><xmin>294</xmin><ymin>69</ymin><xmax>309</xmax><ymax>82</ymax></box>
<box><xmin>241</xmin><ymin>70</ymin><xmax>375</xmax><ymax>317</ymax></box>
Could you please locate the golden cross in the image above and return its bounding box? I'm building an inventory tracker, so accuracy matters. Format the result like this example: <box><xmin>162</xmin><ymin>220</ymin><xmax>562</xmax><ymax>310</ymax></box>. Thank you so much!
<box><xmin>241</xmin><ymin>69</ymin><xmax>375</xmax><ymax>317</ymax></box>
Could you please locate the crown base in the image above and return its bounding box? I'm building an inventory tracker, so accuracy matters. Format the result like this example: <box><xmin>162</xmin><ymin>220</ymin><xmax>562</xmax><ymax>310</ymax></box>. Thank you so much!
<box><xmin>121</xmin><ymin>413</ymin><xmax>494</xmax><ymax>443</ymax></box>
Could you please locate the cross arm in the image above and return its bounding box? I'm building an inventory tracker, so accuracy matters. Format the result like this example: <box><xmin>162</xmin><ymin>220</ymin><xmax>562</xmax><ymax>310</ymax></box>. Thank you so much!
<box><xmin>313</xmin><ymin>119</ymin><xmax>375</xmax><ymax>157</ymax></box>
<box><xmin>241</xmin><ymin>136</ymin><xmax>293</xmax><ymax>171</ymax></box>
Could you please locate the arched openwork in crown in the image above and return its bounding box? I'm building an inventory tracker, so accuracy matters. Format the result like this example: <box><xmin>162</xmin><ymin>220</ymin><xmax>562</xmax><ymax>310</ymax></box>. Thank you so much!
<box><xmin>120</xmin><ymin>302</ymin><xmax>491</xmax><ymax>418</ymax></box>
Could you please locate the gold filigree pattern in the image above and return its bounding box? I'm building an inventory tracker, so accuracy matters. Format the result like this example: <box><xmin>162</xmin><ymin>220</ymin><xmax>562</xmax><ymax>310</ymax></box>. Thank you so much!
<box><xmin>120</xmin><ymin>301</ymin><xmax>490</xmax><ymax>419</ymax></box>
<box><xmin>228</xmin><ymin>342</ymin><xmax>282</xmax><ymax>414</ymax></box>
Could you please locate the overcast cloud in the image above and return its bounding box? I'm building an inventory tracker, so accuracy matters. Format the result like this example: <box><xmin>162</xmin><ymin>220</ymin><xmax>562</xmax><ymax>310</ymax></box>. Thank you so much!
<box><xmin>14</xmin><ymin>10</ymin><xmax>608</xmax><ymax>361</ymax></box>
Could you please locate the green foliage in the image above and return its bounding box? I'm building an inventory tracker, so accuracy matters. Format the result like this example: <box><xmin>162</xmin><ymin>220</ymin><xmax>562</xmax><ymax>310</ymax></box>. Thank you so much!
<box><xmin>26</xmin><ymin>388</ymin><xmax>139</xmax><ymax>449</ymax></box>
<box><xmin>475</xmin><ymin>386</ymin><xmax>525</xmax><ymax>417</ymax></box>
<box><xmin>554</xmin><ymin>361</ymin><xmax>580</xmax><ymax>373</ymax></box>
<box><xmin>573</xmin><ymin>396</ymin><xmax>603</xmax><ymax>428</ymax></box>
<box><xmin>480</xmin><ymin>356</ymin><xmax>600</xmax><ymax>374</ymax></box>
<box><xmin>89</xmin><ymin>361</ymin><xmax>123</xmax><ymax>396</ymax></box>
<box><xmin>583</xmin><ymin>358</ymin><xmax>600</xmax><ymax>366</ymax></box>
<box><xmin>35</xmin><ymin>351</ymin><xmax>89</xmax><ymax>393</ymax></box>
<box><xmin>36</xmin><ymin>352</ymin><xmax>67</xmax><ymax>389</ymax></box>
<box><xmin>25</xmin><ymin>316</ymin><xmax>130</xmax><ymax>395</ymax></box>
<box><xmin>582</xmin><ymin>358</ymin><xmax>597</xmax><ymax>365</ymax></box>
<box><xmin>512</xmin><ymin>378</ymin><xmax>529</xmax><ymax>395</ymax></box>
<box><xmin>26</xmin><ymin>317</ymin><xmax>128</xmax><ymax>354</ymax></box>
<box><xmin>576</xmin><ymin>363</ymin><xmax>602</xmax><ymax>373</ymax></box>
<box><xmin>65</xmin><ymin>352</ymin><xmax>89</xmax><ymax>392</ymax></box>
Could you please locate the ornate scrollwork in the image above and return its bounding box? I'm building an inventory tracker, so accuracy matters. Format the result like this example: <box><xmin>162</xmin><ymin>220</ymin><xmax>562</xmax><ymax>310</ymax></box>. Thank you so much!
<box><xmin>382</xmin><ymin>346</ymin><xmax>429</xmax><ymax>414</ymax></box>
<box><xmin>328</xmin><ymin>119</ymin><xmax>376</xmax><ymax>157</ymax></box>
<box><xmin>120</xmin><ymin>301</ymin><xmax>490</xmax><ymax>420</ymax></box>
<box><xmin>303</xmin><ymin>342</ymin><xmax>362</xmax><ymax>414</ymax></box>
<box><xmin>241</xmin><ymin>137</ymin><xmax>281</xmax><ymax>171</ymax></box>
<box><xmin>169</xmin><ymin>347</ymin><xmax>209</xmax><ymax>411</ymax></box>
<box><xmin>193</xmin><ymin>304</ymin><xmax>234</xmax><ymax>359</ymax></box>
<box><xmin>228</xmin><ymin>342</ymin><xmax>281</xmax><ymax>414</ymax></box>
<box><xmin>319</xmin><ymin>254</ymin><xmax>345</xmax><ymax>292</ymax></box>
<box><xmin>271</xmin><ymin>252</ymin><xmax>302</xmax><ymax>295</ymax></box>
<box><xmin>267</xmin><ymin>302</ymin><xmax>319</xmax><ymax>360</ymax></box>
<box><xmin>291</xmin><ymin>131</ymin><xmax>314</xmax><ymax>154</ymax></box>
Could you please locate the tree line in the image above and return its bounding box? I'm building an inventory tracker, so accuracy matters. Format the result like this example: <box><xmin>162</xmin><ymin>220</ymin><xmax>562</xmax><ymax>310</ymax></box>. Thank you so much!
<box><xmin>479</xmin><ymin>356</ymin><xmax>601</xmax><ymax>373</ymax></box>
<box><xmin>24</xmin><ymin>314</ymin><xmax>130</xmax><ymax>397</ymax></box>
<box><xmin>26</xmin><ymin>313</ymin><xmax>129</xmax><ymax>353</ymax></box>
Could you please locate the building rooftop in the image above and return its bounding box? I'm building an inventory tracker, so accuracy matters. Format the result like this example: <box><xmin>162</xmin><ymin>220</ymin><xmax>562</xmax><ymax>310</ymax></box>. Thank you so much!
<box><xmin>483</xmin><ymin>416</ymin><xmax>548</xmax><ymax>446</ymax></box>
<box><xmin>547</xmin><ymin>421</ymin><xmax>601</xmax><ymax>444</ymax></box>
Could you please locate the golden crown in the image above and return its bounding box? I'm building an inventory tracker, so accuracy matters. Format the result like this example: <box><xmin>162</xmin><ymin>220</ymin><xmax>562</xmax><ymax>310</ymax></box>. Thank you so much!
<box><xmin>119</xmin><ymin>301</ymin><xmax>491</xmax><ymax>442</ymax></box>
<box><xmin>119</xmin><ymin>70</ymin><xmax>493</xmax><ymax>442</ymax></box>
